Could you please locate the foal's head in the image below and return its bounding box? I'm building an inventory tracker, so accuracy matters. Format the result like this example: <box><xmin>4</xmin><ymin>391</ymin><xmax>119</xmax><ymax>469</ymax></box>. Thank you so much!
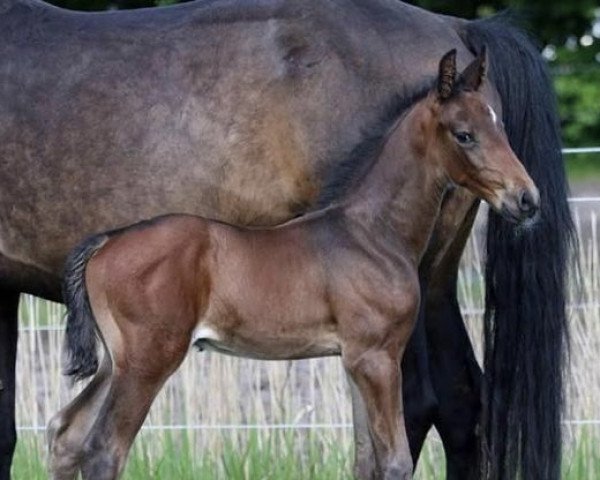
<box><xmin>417</xmin><ymin>48</ymin><xmax>540</xmax><ymax>224</ymax></box>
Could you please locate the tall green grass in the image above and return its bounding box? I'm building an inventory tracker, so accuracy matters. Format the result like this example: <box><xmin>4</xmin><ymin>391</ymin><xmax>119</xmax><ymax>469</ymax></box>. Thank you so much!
<box><xmin>12</xmin><ymin>428</ymin><xmax>600</xmax><ymax>479</ymax></box>
<box><xmin>12</xmin><ymin>206</ymin><xmax>600</xmax><ymax>478</ymax></box>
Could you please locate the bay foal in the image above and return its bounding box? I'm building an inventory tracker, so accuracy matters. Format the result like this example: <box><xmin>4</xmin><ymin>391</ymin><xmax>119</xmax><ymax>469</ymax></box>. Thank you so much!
<box><xmin>48</xmin><ymin>49</ymin><xmax>539</xmax><ymax>480</ymax></box>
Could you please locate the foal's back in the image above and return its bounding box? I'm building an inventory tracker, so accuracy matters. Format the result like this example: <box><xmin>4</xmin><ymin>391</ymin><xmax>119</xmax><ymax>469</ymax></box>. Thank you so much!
<box><xmin>87</xmin><ymin>214</ymin><xmax>349</xmax><ymax>360</ymax></box>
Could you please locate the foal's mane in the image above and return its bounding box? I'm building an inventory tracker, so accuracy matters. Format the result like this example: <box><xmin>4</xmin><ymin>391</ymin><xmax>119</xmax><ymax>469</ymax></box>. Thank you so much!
<box><xmin>316</xmin><ymin>81</ymin><xmax>434</xmax><ymax>209</ymax></box>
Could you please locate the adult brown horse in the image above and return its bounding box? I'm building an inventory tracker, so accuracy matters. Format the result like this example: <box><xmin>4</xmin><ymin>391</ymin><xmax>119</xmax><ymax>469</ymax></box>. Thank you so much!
<box><xmin>48</xmin><ymin>50</ymin><xmax>540</xmax><ymax>480</ymax></box>
<box><xmin>0</xmin><ymin>0</ymin><xmax>572</xmax><ymax>479</ymax></box>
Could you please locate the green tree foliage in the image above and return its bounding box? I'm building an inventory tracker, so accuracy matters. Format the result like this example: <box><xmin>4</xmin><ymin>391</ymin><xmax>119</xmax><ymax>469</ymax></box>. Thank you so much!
<box><xmin>49</xmin><ymin>0</ymin><xmax>157</xmax><ymax>10</ymax></box>
<box><xmin>406</xmin><ymin>1</ymin><xmax>600</xmax><ymax>148</ymax></box>
<box><xmin>557</xmin><ymin>71</ymin><xmax>600</xmax><ymax>145</ymax></box>
<box><xmin>46</xmin><ymin>0</ymin><xmax>597</xmax><ymax>44</ymax></box>
<box><xmin>407</xmin><ymin>0</ymin><xmax>596</xmax><ymax>44</ymax></box>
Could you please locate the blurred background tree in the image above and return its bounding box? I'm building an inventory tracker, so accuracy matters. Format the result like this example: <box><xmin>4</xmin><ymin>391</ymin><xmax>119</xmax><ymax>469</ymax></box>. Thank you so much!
<box><xmin>407</xmin><ymin>2</ymin><xmax>600</xmax><ymax>160</ymax></box>
<box><xmin>45</xmin><ymin>0</ymin><xmax>600</xmax><ymax>169</ymax></box>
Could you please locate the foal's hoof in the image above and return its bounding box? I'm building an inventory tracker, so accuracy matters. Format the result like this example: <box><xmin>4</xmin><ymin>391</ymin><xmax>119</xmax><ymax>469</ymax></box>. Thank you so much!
<box><xmin>384</xmin><ymin>464</ymin><xmax>413</xmax><ymax>480</ymax></box>
<box><xmin>46</xmin><ymin>413</ymin><xmax>64</xmax><ymax>453</ymax></box>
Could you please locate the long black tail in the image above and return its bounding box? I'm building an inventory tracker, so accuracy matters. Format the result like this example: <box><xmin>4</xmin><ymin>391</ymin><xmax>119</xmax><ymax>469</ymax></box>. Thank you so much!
<box><xmin>62</xmin><ymin>232</ymin><xmax>110</xmax><ymax>382</ymax></box>
<box><xmin>460</xmin><ymin>15</ymin><xmax>575</xmax><ymax>480</ymax></box>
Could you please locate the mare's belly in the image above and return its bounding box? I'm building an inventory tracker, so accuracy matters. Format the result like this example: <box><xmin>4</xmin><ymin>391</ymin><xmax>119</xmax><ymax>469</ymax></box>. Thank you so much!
<box><xmin>191</xmin><ymin>324</ymin><xmax>341</xmax><ymax>360</ymax></box>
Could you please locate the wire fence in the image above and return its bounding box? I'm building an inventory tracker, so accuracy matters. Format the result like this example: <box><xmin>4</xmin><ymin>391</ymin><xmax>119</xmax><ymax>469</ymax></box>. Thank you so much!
<box><xmin>15</xmin><ymin>419</ymin><xmax>600</xmax><ymax>433</ymax></box>
<box><xmin>563</xmin><ymin>147</ymin><xmax>600</xmax><ymax>154</ymax></box>
<box><xmin>14</xmin><ymin>145</ymin><xmax>600</xmax><ymax>434</ymax></box>
<box><xmin>16</xmin><ymin>301</ymin><xmax>600</xmax><ymax>334</ymax></box>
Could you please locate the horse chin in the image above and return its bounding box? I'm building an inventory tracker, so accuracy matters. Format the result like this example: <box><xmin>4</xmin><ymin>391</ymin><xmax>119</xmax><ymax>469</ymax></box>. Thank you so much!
<box><xmin>499</xmin><ymin>204</ymin><xmax>541</xmax><ymax>227</ymax></box>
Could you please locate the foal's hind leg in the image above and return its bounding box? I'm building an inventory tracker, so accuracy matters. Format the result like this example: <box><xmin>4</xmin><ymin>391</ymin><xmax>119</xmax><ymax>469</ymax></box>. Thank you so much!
<box><xmin>48</xmin><ymin>356</ymin><xmax>112</xmax><ymax>480</ymax></box>
<box><xmin>78</xmin><ymin>324</ymin><xmax>190</xmax><ymax>479</ymax></box>
<box><xmin>347</xmin><ymin>375</ymin><xmax>377</xmax><ymax>479</ymax></box>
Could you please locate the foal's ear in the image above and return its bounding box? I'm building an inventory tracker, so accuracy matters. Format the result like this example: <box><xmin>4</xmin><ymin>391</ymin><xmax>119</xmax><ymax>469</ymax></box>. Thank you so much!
<box><xmin>459</xmin><ymin>46</ymin><xmax>487</xmax><ymax>92</ymax></box>
<box><xmin>437</xmin><ymin>49</ymin><xmax>457</xmax><ymax>100</ymax></box>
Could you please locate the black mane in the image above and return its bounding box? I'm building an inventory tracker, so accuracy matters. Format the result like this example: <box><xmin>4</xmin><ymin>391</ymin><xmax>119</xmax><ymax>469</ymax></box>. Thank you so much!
<box><xmin>316</xmin><ymin>81</ymin><xmax>433</xmax><ymax>209</ymax></box>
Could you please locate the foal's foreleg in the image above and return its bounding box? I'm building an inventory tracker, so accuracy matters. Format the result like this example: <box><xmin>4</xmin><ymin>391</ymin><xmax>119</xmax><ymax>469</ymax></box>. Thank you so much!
<box><xmin>344</xmin><ymin>346</ymin><xmax>412</xmax><ymax>480</ymax></box>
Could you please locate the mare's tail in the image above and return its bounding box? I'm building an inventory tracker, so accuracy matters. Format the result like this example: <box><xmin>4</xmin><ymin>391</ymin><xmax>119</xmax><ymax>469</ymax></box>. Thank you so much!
<box><xmin>62</xmin><ymin>233</ymin><xmax>111</xmax><ymax>381</ymax></box>
<box><xmin>460</xmin><ymin>14</ymin><xmax>575</xmax><ymax>480</ymax></box>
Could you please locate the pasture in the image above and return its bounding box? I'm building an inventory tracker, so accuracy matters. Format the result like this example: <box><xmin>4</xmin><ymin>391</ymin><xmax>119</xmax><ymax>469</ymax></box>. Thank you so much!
<box><xmin>11</xmin><ymin>204</ymin><xmax>600</xmax><ymax>479</ymax></box>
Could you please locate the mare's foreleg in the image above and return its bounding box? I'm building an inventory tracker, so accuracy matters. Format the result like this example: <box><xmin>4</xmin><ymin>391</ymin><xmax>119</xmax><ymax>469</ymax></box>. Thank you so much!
<box><xmin>0</xmin><ymin>291</ymin><xmax>19</xmax><ymax>480</ymax></box>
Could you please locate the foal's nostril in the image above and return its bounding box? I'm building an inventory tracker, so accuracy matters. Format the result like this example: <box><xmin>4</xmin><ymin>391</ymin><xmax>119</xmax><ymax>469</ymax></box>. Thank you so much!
<box><xmin>518</xmin><ymin>190</ymin><xmax>538</xmax><ymax>217</ymax></box>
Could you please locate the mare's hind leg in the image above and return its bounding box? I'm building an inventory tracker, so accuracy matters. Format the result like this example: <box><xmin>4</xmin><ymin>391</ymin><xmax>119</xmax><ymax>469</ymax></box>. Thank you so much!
<box><xmin>48</xmin><ymin>356</ymin><xmax>112</xmax><ymax>480</ymax></box>
<box><xmin>425</xmin><ymin>289</ymin><xmax>480</xmax><ymax>480</ymax></box>
<box><xmin>401</xmin><ymin>290</ymin><xmax>438</xmax><ymax>463</ymax></box>
<box><xmin>78</xmin><ymin>322</ymin><xmax>190</xmax><ymax>479</ymax></box>
<box><xmin>0</xmin><ymin>291</ymin><xmax>19</xmax><ymax>480</ymax></box>
<box><xmin>423</xmin><ymin>202</ymin><xmax>482</xmax><ymax>480</ymax></box>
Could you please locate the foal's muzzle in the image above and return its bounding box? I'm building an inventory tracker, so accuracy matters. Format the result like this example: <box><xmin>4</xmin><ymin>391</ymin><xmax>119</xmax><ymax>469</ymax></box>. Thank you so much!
<box><xmin>500</xmin><ymin>187</ymin><xmax>541</xmax><ymax>224</ymax></box>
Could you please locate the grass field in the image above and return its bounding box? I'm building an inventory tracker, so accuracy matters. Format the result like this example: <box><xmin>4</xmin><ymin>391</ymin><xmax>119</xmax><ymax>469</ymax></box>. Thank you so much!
<box><xmin>11</xmin><ymin>205</ymin><xmax>600</xmax><ymax>479</ymax></box>
<box><xmin>11</xmin><ymin>428</ymin><xmax>600</xmax><ymax>479</ymax></box>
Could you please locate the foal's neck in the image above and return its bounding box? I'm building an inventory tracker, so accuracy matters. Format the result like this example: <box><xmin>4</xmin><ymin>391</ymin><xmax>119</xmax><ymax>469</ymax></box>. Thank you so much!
<box><xmin>344</xmin><ymin>105</ymin><xmax>448</xmax><ymax>265</ymax></box>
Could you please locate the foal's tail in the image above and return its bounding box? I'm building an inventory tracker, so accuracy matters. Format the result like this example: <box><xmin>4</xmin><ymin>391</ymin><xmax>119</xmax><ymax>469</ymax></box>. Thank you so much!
<box><xmin>62</xmin><ymin>232</ymin><xmax>111</xmax><ymax>382</ymax></box>
<box><xmin>460</xmin><ymin>14</ymin><xmax>575</xmax><ymax>480</ymax></box>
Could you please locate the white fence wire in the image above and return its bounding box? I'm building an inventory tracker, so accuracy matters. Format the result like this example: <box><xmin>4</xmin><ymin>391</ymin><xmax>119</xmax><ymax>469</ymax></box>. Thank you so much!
<box><xmin>14</xmin><ymin>146</ymin><xmax>600</xmax><ymax>433</ymax></box>
<box><xmin>15</xmin><ymin>420</ymin><xmax>600</xmax><ymax>433</ymax></box>
<box><xmin>563</xmin><ymin>147</ymin><xmax>600</xmax><ymax>154</ymax></box>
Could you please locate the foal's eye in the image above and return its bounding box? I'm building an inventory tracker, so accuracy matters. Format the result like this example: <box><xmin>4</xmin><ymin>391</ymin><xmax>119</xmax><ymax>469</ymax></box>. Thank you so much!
<box><xmin>453</xmin><ymin>131</ymin><xmax>475</xmax><ymax>145</ymax></box>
